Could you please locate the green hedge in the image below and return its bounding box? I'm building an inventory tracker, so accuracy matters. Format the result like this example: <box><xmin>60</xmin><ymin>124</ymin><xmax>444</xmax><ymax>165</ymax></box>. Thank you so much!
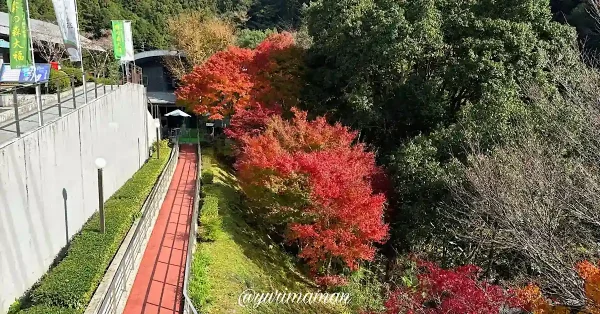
<box><xmin>13</xmin><ymin>141</ymin><xmax>172</xmax><ymax>313</ymax></box>
<box><xmin>198</xmin><ymin>194</ymin><xmax>221</xmax><ymax>242</ymax></box>
<box><xmin>188</xmin><ymin>250</ymin><xmax>212</xmax><ymax>309</ymax></box>
<box><xmin>18</xmin><ymin>306</ymin><xmax>78</xmax><ymax>314</ymax></box>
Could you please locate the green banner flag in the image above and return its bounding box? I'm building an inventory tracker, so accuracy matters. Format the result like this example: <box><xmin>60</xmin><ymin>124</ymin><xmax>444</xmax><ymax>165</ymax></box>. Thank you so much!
<box><xmin>112</xmin><ymin>20</ymin><xmax>126</xmax><ymax>60</ymax></box>
<box><xmin>7</xmin><ymin>0</ymin><xmax>33</xmax><ymax>68</ymax></box>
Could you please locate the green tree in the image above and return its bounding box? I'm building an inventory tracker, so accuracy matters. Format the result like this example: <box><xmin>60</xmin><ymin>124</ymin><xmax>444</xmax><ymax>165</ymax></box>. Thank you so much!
<box><xmin>303</xmin><ymin>0</ymin><xmax>578</xmax><ymax>264</ymax></box>
<box><xmin>236</xmin><ymin>28</ymin><xmax>277</xmax><ymax>48</ymax></box>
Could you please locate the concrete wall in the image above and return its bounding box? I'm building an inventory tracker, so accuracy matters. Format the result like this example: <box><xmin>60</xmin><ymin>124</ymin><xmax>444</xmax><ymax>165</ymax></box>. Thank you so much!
<box><xmin>147</xmin><ymin>116</ymin><xmax>159</xmax><ymax>146</ymax></box>
<box><xmin>0</xmin><ymin>84</ymin><xmax>150</xmax><ymax>313</ymax></box>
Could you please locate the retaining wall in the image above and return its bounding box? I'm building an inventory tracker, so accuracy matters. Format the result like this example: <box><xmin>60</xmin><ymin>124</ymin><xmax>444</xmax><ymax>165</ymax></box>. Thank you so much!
<box><xmin>0</xmin><ymin>84</ymin><xmax>151</xmax><ymax>313</ymax></box>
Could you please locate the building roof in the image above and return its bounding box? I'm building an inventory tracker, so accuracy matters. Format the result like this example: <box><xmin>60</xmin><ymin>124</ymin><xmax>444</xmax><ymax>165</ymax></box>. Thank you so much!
<box><xmin>148</xmin><ymin>91</ymin><xmax>176</xmax><ymax>104</ymax></box>
<box><xmin>0</xmin><ymin>12</ymin><xmax>105</xmax><ymax>51</ymax></box>
<box><xmin>134</xmin><ymin>50</ymin><xmax>184</xmax><ymax>61</ymax></box>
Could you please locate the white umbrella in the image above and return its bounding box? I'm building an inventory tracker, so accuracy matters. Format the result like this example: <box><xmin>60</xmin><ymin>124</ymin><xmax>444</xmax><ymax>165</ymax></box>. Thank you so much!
<box><xmin>165</xmin><ymin>109</ymin><xmax>191</xmax><ymax>117</ymax></box>
<box><xmin>165</xmin><ymin>109</ymin><xmax>192</xmax><ymax>138</ymax></box>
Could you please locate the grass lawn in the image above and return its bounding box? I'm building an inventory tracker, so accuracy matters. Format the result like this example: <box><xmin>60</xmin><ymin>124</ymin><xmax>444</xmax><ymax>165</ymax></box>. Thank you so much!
<box><xmin>189</xmin><ymin>148</ymin><xmax>351</xmax><ymax>314</ymax></box>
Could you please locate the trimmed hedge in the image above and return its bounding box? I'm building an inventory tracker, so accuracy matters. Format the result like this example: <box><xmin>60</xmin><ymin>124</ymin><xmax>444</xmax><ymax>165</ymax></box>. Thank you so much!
<box><xmin>198</xmin><ymin>194</ymin><xmax>221</xmax><ymax>242</ymax></box>
<box><xmin>188</xmin><ymin>249</ymin><xmax>212</xmax><ymax>309</ymax></box>
<box><xmin>19</xmin><ymin>306</ymin><xmax>78</xmax><ymax>314</ymax></box>
<box><xmin>14</xmin><ymin>141</ymin><xmax>172</xmax><ymax>313</ymax></box>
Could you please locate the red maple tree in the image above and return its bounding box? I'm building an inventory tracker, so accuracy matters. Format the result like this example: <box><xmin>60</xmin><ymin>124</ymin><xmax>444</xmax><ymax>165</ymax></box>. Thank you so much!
<box><xmin>252</xmin><ymin>32</ymin><xmax>304</xmax><ymax>109</ymax></box>
<box><xmin>236</xmin><ymin>109</ymin><xmax>389</xmax><ymax>285</ymax></box>
<box><xmin>176</xmin><ymin>47</ymin><xmax>255</xmax><ymax>120</ymax></box>
<box><xmin>176</xmin><ymin>32</ymin><xmax>304</xmax><ymax>124</ymax></box>
<box><xmin>224</xmin><ymin>101</ymin><xmax>282</xmax><ymax>143</ymax></box>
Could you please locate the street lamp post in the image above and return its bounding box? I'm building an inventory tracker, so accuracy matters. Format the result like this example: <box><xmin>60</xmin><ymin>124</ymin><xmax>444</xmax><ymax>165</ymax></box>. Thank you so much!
<box><xmin>155</xmin><ymin>121</ymin><xmax>161</xmax><ymax>159</ymax></box>
<box><xmin>95</xmin><ymin>158</ymin><xmax>107</xmax><ymax>233</ymax></box>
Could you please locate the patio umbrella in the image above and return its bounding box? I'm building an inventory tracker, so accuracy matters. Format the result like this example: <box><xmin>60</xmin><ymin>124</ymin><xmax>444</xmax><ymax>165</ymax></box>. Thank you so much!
<box><xmin>165</xmin><ymin>109</ymin><xmax>192</xmax><ymax>137</ymax></box>
<box><xmin>165</xmin><ymin>109</ymin><xmax>191</xmax><ymax>117</ymax></box>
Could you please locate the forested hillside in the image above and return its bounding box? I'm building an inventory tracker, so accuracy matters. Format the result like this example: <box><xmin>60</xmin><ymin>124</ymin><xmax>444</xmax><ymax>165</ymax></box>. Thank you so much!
<box><xmin>2</xmin><ymin>0</ymin><xmax>597</xmax><ymax>57</ymax></box>
<box><xmin>0</xmin><ymin>0</ymin><xmax>307</xmax><ymax>51</ymax></box>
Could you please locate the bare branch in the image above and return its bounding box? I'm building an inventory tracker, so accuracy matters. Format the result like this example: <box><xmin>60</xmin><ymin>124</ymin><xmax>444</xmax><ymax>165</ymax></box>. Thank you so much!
<box><xmin>33</xmin><ymin>39</ymin><xmax>66</xmax><ymax>63</ymax></box>
<box><xmin>448</xmin><ymin>48</ymin><xmax>600</xmax><ymax>308</ymax></box>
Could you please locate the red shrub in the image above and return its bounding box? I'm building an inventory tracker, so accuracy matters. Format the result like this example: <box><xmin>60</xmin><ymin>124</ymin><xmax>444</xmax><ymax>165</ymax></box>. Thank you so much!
<box><xmin>378</xmin><ymin>261</ymin><xmax>522</xmax><ymax>314</ymax></box>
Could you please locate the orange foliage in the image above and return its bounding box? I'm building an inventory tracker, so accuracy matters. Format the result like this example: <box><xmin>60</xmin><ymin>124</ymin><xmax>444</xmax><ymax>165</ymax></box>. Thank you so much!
<box><xmin>577</xmin><ymin>260</ymin><xmax>600</xmax><ymax>312</ymax></box>
<box><xmin>519</xmin><ymin>261</ymin><xmax>600</xmax><ymax>314</ymax></box>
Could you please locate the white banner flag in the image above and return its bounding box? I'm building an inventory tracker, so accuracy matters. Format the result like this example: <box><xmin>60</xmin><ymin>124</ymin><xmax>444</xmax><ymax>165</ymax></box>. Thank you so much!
<box><xmin>121</xmin><ymin>21</ymin><xmax>135</xmax><ymax>61</ymax></box>
<box><xmin>52</xmin><ymin>0</ymin><xmax>81</xmax><ymax>61</ymax></box>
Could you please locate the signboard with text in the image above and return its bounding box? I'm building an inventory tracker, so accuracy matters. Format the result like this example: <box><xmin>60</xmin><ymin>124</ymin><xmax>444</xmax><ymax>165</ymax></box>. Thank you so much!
<box><xmin>112</xmin><ymin>20</ymin><xmax>134</xmax><ymax>61</ymax></box>
<box><xmin>52</xmin><ymin>0</ymin><xmax>81</xmax><ymax>61</ymax></box>
<box><xmin>0</xmin><ymin>64</ymin><xmax>51</xmax><ymax>83</ymax></box>
<box><xmin>7</xmin><ymin>0</ymin><xmax>33</xmax><ymax>68</ymax></box>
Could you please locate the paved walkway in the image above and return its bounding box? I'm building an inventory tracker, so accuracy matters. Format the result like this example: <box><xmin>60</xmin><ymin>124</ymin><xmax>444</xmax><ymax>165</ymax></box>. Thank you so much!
<box><xmin>123</xmin><ymin>145</ymin><xmax>197</xmax><ymax>314</ymax></box>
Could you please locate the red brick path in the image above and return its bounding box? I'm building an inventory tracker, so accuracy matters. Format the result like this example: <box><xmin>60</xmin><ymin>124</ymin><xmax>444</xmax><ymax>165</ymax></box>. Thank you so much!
<box><xmin>123</xmin><ymin>145</ymin><xmax>197</xmax><ymax>314</ymax></box>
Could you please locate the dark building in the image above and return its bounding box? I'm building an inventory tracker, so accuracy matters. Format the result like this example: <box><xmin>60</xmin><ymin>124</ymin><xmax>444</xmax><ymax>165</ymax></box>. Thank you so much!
<box><xmin>134</xmin><ymin>50</ymin><xmax>223</xmax><ymax>137</ymax></box>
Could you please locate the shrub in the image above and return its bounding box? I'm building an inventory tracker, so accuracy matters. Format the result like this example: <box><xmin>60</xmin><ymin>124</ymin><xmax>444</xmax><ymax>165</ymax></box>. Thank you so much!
<box><xmin>18</xmin><ymin>306</ymin><xmax>78</xmax><ymax>314</ymax></box>
<box><xmin>18</xmin><ymin>142</ymin><xmax>172</xmax><ymax>313</ymax></box>
<box><xmin>214</xmin><ymin>136</ymin><xmax>235</xmax><ymax>164</ymax></box>
<box><xmin>341</xmin><ymin>267</ymin><xmax>386</xmax><ymax>313</ymax></box>
<box><xmin>188</xmin><ymin>250</ymin><xmax>212</xmax><ymax>309</ymax></box>
<box><xmin>91</xmin><ymin>77</ymin><xmax>117</xmax><ymax>85</ymax></box>
<box><xmin>201</xmin><ymin>169</ymin><xmax>214</xmax><ymax>184</ymax></box>
<box><xmin>61</xmin><ymin>67</ymin><xmax>83</xmax><ymax>86</ymax></box>
<box><xmin>198</xmin><ymin>194</ymin><xmax>221</xmax><ymax>242</ymax></box>
<box><xmin>48</xmin><ymin>69</ymin><xmax>70</xmax><ymax>93</ymax></box>
<box><xmin>375</xmin><ymin>260</ymin><xmax>523</xmax><ymax>314</ymax></box>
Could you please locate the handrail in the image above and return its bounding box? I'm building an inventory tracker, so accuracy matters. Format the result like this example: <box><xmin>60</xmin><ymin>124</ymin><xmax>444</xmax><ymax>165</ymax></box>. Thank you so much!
<box><xmin>0</xmin><ymin>67</ymin><xmax>141</xmax><ymax>147</ymax></box>
<box><xmin>93</xmin><ymin>144</ymin><xmax>180</xmax><ymax>314</ymax></box>
<box><xmin>0</xmin><ymin>76</ymin><xmax>119</xmax><ymax>147</ymax></box>
<box><xmin>182</xmin><ymin>139</ymin><xmax>201</xmax><ymax>314</ymax></box>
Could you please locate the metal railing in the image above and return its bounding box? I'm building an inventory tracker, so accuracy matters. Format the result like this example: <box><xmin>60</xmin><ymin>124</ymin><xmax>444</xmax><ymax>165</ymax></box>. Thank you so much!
<box><xmin>121</xmin><ymin>63</ymin><xmax>143</xmax><ymax>85</ymax></box>
<box><xmin>0</xmin><ymin>66</ymin><xmax>143</xmax><ymax>147</ymax></box>
<box><xmin>95</xmin><ymin>144</ymin><xmax>180</xmax><ymax>314</ymax></box>
<box><xmin>182</xmin><ymin>139</ymin><xmax>202</xmax><ymax>314</ymax></box>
